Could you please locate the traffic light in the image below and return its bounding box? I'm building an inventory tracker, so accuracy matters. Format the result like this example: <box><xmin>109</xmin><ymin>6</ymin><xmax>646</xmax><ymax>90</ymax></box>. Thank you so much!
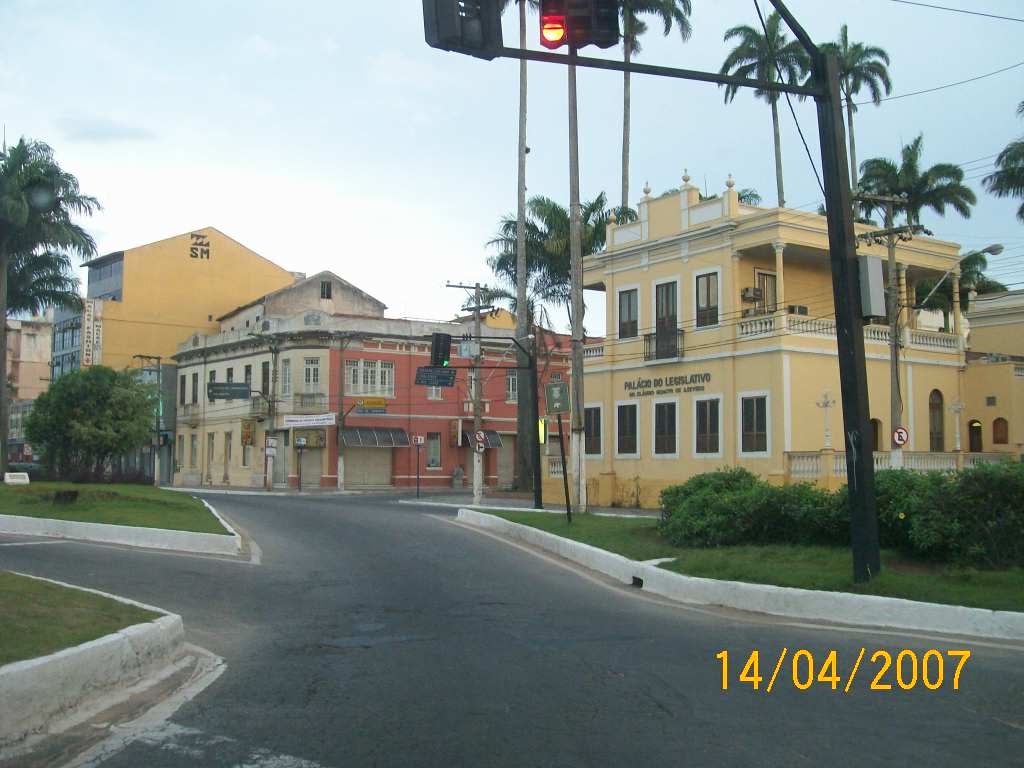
<box><xmin>430</xmin><ymin>333</ymin><xmax>453</xmax><ymax>367</ymax></box>
<box><xmin>539</xmin><ymin>0</ymin><xmax>618</xmax><ymax>51</ymax></box>
<box><xmin>423</xmin><ymin>0</ymin><xmax>503</xmax><ymax>60</ymax></box>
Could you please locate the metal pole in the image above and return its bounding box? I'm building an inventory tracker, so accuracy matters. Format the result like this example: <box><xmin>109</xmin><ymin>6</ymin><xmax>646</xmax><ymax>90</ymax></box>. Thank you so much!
<box><xmin>567</xmin><ymin>47</ymin><xmax>586</xmax><ymax>515</ymax></box>
<box><xmin>472</xmin><ymin>283</ymin><xmax>483</xmax><ymax>506</ymax></box>
<box><xmin>558</xmin><ymin>413</ymin><xmax>571</xmax><ymax>524</ymax></box>
<box><xmin>815</xmin><ymin>52</ymin><xmax>881</xmax><ymax>582</ymax></box>
<box><xmin>886</xmin><ymin>200</ymin><xmax>903</xmax><ymax>469</ymax></box>
<box><xmin>514</xmin><ymin>0</ymin><xmax>532</xmax><ymax>497</ymax></box>
<box><xmin>154</xmin><ymin>357</ymin><xmax>162</xmax><ymax>486</ymax></box>
<box><xmin>416</xmin><ymin>443</ymin><xmax>421</xmax><ymax>499</ymax></box>
<box><xmin>530</xmin><ymin>337</ymin><xmax>543</xmax><ymax>509</ymax></box>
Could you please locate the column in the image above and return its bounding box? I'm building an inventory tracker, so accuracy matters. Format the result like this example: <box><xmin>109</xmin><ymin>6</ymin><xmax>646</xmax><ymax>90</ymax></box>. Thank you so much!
<box><xmin>772</xmin><ymin>240</ymin><xmax>786</xmax><ymax>330</ymax></box>
<box><xmin>952</xmin><ymin>271</ymin><xmax>963</xmax><ymax>339</ymax></box>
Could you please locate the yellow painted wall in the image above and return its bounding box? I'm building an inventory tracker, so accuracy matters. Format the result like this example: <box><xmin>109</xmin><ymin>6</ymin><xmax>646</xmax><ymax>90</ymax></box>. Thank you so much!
<box><xmin>96</xmin><ymin>228</ymin><xmax>295</xmax><ymax>372</ymax></box>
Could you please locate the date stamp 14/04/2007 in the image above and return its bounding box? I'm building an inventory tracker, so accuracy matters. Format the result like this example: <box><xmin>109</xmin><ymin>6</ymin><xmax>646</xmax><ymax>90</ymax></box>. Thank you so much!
<box><xmin>715</xmin><ymin>649</ymin><xmax>971</xmax><ymax>693</ymax></box>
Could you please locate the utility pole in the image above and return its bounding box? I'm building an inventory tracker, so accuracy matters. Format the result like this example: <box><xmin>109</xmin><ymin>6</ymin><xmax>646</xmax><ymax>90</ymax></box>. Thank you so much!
<box><xmin>249</xmin><ymin>331</ymin><xmax>281</xmax><ymax>491</ymax></box>
<box><xmin>567</xmin><ymin>47</ymin><xmax>586</xmax><ymax>515</ymax></box>
<box><xmin>448</xmin><ymin>282</ymin><xmax>490</xmax><ymax>505</ymax></box>
<box><xmin>514</xmin><ymin>0</ymin><xmax>532</xmax><ymax>498</ymax></box>
<box><xmin>855</xmin><ymin>193</ymin><xmax>915</xmax><ymax>468</ymax></box>
<box><xmin>335</xmin><ymin>333</ymin><xmax>356</xmax><ymax>490</ymax></box>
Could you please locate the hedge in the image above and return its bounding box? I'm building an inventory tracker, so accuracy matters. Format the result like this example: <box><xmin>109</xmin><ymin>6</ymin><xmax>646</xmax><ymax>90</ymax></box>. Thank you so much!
<box><xmin>658</xmin><ymin>462</ymin><xmax>1024</xmax><ymax>568</ymax></box>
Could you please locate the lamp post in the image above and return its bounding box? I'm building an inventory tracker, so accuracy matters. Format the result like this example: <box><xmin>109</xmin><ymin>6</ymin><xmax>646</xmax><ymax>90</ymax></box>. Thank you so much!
<box><xmin>816</xmin><ymin>391</ymin><xmax>836</xmax><ymax>449</ymax></box>
<box><xmin>917</xmin><ymin>243</ymin><xmax>1004</xmax><ymax>310</ymax></box>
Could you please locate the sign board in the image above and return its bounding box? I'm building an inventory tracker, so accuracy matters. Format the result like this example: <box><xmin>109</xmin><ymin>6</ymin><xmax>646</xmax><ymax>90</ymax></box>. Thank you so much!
<box><xmin>81</xmin><ymin>299</ymin><xmax>96</xmax><ymax>367</ymax></box>
<box><xmin>295</xmin><ymin>437</ymin><xmax>307</xmax><ymax>448</ymax></box>
<box><xmin>474</xmin><ymin>442</ymin><xmax>486</xmax><ymax>454</ymax></box>
<box><xmin>356</xmin><ymin>397</ymin><xmax>387</xmax><ymax>414</ymax></box>
<box><xmin>283</xmin><ymin>413</ymin><xmax>337</xmax><ymax>428</ymax></box>
<box><xmin>415</xmin><ymin>366</ymin><xmax>457</xmax><ymax>388</ymax></box>
<box><xmin>266</xmin><ymin>436</ymin><xmax>278</xmax><ymax>449</ymax></box>
<box><xmin>207</xmin><ymin>382</ymin><xmax>251</xmax><ymax>400</ymax></box>
<box><xmin>241</xmin><ymin>421</ymin><xmax>255</xmax><ymax>447</ymax></box>
<box><xmin>893</xmin><ymin>426</ymin><xmax>910</xmax><ymax>447</ymax></box>
<box><xmin>459</xmin><ymin>340</ymin><xmax>480</xmax><ymax>359</ymax></box>
<box><xmin>413</xmin><ymin>435</ymin><xmax>426</xmax><ymax>445</ymax></box>
<box><xmin>294</xmin><ymin>429</ymin><xmax>326</xmax><ymax>449</ymax></box>
<box><xmin>545</xmin><ymin>382</ymin><xmax>570</xmax><ymax>415</ymax></box>
<box><xmin>474</xmin><ymin>430</ymin><xmax>486</xmax><ymax>445</ymax></box>
<box><xmin>3</xmin><ymin>473</ymin><xmax>30</xmax><ymax>486</ymax></box>
<box><xmin>265</xmin><ymin>447</ymin><xmax>277</xmax><ymax>458</ymax></box>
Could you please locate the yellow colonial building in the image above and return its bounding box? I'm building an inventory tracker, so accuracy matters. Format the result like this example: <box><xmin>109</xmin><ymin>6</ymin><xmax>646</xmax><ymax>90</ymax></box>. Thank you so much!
<box><xmin>577</xmin><ymin>175</ymin><xmax>1019</xmax><ymax>508</ymax></box>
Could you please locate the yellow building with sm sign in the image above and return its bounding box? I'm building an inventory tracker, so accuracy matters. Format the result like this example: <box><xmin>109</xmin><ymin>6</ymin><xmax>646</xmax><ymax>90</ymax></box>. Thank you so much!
<box><xmin>574</xmin><ymin>175</ymin><xmax>1018</xmax><ymax>509</ymax></box>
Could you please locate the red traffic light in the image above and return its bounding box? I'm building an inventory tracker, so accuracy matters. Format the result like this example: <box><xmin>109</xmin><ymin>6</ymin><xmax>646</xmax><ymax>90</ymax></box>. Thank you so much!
<box><xmin>540</xmin><ymin>14</ymin><xmax>567</xmax><ymax>49</ymax></box>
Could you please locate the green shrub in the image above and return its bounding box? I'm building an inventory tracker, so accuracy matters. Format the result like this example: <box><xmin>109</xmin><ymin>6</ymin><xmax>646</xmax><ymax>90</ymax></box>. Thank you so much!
<box><xmin>658</xmin><ymin>468</ymin><xmax>763</xmax><ymax>547</ymax></box>
<box><xmin>942</xmin><ymin>461</ymin><xmax>1024</xmax><ymax>567</ymax></box>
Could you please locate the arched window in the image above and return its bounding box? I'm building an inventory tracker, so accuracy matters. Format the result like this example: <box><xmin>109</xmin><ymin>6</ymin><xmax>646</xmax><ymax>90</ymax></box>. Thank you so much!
<box><xmin>969</xmin><ymin>420</ymin><xmax>983</xmax><ymax>453</ymax></box>
<box><xmin>929</xmin><ymin>390</ymin><xmax>944</xmax><ymax>452</ymax></box>
<box><xmin>870</xmin><ymin>419</ymin><xmax>882</xmax><ymax>452</ymax></box>
<box><xmin>993</xmin><ymin>418</ymin><xmax>1009</xmax><ymax>445</ymax></box>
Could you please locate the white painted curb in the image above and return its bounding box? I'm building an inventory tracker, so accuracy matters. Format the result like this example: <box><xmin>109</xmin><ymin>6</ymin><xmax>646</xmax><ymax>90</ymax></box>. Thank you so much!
<box><xmin>0</xmin><ymin>574</ymin><xmax>185</xmax><ymax>749</ymax></box>
<box><xmin>0</xmin><ymin>498</ymin><xmax>240</xmax><ymax>556</ymax></box>
<box><xmin>456</xmin><ymin>509</ymin><xmax>1024</xmax><ymax>642</ymax></box>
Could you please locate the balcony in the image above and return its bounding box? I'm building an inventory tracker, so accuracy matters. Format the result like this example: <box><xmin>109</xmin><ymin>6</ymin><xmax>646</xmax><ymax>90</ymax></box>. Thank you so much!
<box><xmin>179</xmin><ymin>403</ymin><xmax>200</xmax><ymax>427</ymax></box>
<box><xmin>249</xmin><ymin>396</ymin><xmax>269</xmax><ymax>421</ymax></box>
<box><xmin>292</xmin><ymin>392</ymin><xmax>327</xmax><ymax>414</ymax></box>
<box><xmin>583</xmin><ymin>343</ymin><xmax>604</xmax><ymax>360</ymax></box>
<box><xmin>644</xmin><ymin>329</ymin><xmax>684</xmax><ymax>361</ymax></box>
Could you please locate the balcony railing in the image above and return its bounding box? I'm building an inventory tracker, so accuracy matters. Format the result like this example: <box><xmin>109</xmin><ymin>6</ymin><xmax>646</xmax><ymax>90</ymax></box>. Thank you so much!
<box><xmin>249</xmin><ymin>396</ymin><xmax>269</xmax><ymax>420</ymax></box>
<box><xmin>178</xmin><ymin>403</ymin><xmax>200</xmax><ymax>426</ymax></box>
<box><xmin>644</xmin><ymin>329</ymin><xmax>683</xmax><ymax>361</ymax></box>
<box><xmin>583</xmin><ymin>344</ymin><xmax>605</xmax><ymax>360</ymax></box>
<box><xmin>293</xmin><ymin>392</ymin><xmax>327</xmax><ymax>414</ymax></box>
<box><xmin>786</xmin><ymin>450</ymin><xmax>1009</xmax><ymax>485</ymax></box>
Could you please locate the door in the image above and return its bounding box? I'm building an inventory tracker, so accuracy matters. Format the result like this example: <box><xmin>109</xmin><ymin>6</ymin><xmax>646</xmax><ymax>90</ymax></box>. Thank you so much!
<box><xmin>345</xmin><ymin>448</ymin><xmax>393</xmax><ymax>487</ymax></box>
<box><xmin>497</xmin><ymin>436</ymin><xmax>515</xmax><ymax>489</ymax></box>
<box><xmin>655</xmin><ymin>281</ymin><xmax>677</xmax><ymax>358</ymax></box>
<box><xmin>300</xmin><ymin>448</ymin><xmax>321</xmax><ymax>488</ymax></box>
<box><xmin>206</xmin><ymin>433</ymin><xmax>215</xmax><ymax>482</ymax></box>
<box><xmin>968</xmin><ymin>421</ymin><xmax>983</xmax><ymax>453</ymax></box>
<box><xmin>756</xmin><ymin>270</ymin><xmax>778</xmax><ymax>313</ymax></box>
<box><xmin>272</xmin><ymin>432</ymin><xmax>287</xmax><ymax>486</ymax></box>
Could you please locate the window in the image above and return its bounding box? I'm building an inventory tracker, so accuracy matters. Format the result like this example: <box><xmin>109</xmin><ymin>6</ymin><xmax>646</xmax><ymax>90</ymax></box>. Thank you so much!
<box><xmin>242</xmin><ymin>442</ymin><xmax>252</xmax><ymax>468</ymax></box>
<box><xmin>551</xmin><ymin>372</ymin><xmax>562</xmax><ymax>382</ymax></box>
<box><xmin>756</xmin><ymin>270</ymin><xmax>778</xmax><ymax>313</ymax></box>
<box><xmin>281</xmin><ymin>359</ymin><xmax>292</xmax><ymax>396</ymax></box>
<box><xmin>176</xmin><ymin>435</ymin><xmax>184</xmax><ymax>466</ymax></box>
<box><xmin>345</xmin><ymin>359</ymin><xmax>396</xmax><ymax>396</ymax></box>
<box><xmin>506</xmin><ymin>370</ymin><xmax>518</xmax><ymax>402</ymax></box>
<box><xmin>208</xmin><ymin>370</ymin><xmax>216</xmax><ymax>402</ymax></box>
<box><xmin>189</xmin><ymin>433</ymin><xmax>198</xmax><ymax>466</ymax></box>
<box><xmin>994</xmin><ymin>418</ymin><xmax>1009</xmax><ymax>445</ymax></box>
<box><xmin>226</xmin><ymin>368</ymin><xmax>234</xmax><ymax>383</ymax></box>
<box><xmin>320</xmin><ymin>280</ymin><xmax>332</xmax><ymax>299</ymax></box>
<box><xmin>616</xmin><ymin>403</ymin><xmax>638</xmax><ymax>456</ymax></box>
<box><xmin>244</xmin><ymin>364</ymin><xmax>252</xmax><ymax>386</ymax></box>
<box><xmin>696</xmin><ymin>398</ymin><xmax>720</xmax><ymax>454</ymax></box>
<box><xmin>179</xmin><ymin>374</ymin><xmax>186</xmax><ymax>406</ymax></box>
<box><xmin>618</xmin><ymin>288</ymin><xmax>638</xmax><ymax>339</ymax></box>
<box><xmin>426</xmin><ymin>432</ymin><xmax>441</xmax><ymax>468</ymax></box>
<box><xmin>224</xmin><ymin>432</ymin><xmax>232</xmax><ymax>467</ymax></box>
<box><xmin>261</xmin><ymin>361</ymin><xmax>270</xmax><ymax>397</ymax></box>
<box><xmin>655</xmin><ymin>281</ymin><xmax>677</xmax><ymax>332</ymax></box>
<box><xmin>304</xmin><ymin>357</ymin><xmax>320</xmax><ymax>388</ymax></box>
<box><xmin>584</xmin><ymin>406</ymin><xmax>601</xmax><ymax>455</ymax></box>
<box><xmin>380</xmin><ymin>361</ymin><xmax>394</xmax><ymax>395</ymax></box>
<box><xmin>654</xmin><ymin>401</ymin><xmax>676</xmax><ymax>455</ymax></box>
<box><xmin>191</xmin><ymin>372</ymin><xmax>199</xmax><ymax>404</ymax></box>
<box><xmin>696</xmin><ymin>272</ymin><xmax>719</xmax><ymax>328</ymax></box>
<box><xmin>346</xmin><ymin>359</ymin><xmax>359</xmax><ymax>393</ymax></box>
<box><xmin>741</xmin><ymin>396</ymin><xmax>768</xmax><ymax>454</ymax></box>
<box><xmin>928</xmin><ymin>390</ymin><xmax>944</xmax><ymax>452</ymax></box>
<box><xmin>986</xmin><ymin>396</ymin><xmax>997</xmax><ymax>407</ymax></box>
<box><xmin>427</xmin><ymin>386</ymin><xmax>442</xmax><ymax>401</ymax></box>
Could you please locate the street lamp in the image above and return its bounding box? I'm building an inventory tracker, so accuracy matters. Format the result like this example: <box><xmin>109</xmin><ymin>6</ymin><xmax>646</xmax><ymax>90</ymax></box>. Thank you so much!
<box><xmin>917</xmin><ymin>243</ymin><xmax>1004</xmax><ymax>309</ymax></box>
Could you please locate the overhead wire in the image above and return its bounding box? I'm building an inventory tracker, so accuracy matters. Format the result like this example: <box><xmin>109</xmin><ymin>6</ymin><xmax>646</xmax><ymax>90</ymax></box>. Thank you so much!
<box><xmin>887</xmin><ymin>0</ymin><xmax>1024</xmax><ymax>23</ymax></box>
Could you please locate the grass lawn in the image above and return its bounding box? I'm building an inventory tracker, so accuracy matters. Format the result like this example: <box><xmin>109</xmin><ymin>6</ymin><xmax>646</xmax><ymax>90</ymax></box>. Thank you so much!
<box><xmin>0</xmin><ymin>571</ymin><xmax>159</xmax><ymax>667</ymax></box>
<box><xmin>491</xmin><ymin>511</ymin><xmax>1024</xmax><ymax>613</ymax></box>
<box><xmin>0</xmin><ymin>482</ymin><xmax>229</xmax><ymax>535</ymax></box>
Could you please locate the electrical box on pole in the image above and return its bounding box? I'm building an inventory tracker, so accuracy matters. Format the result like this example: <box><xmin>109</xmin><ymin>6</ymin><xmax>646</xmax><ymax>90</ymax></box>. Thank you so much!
<box><xmin>539</xmin><ymin>0</ymin><xmax>618</xmax><ymax>50</ymax></box>
<box><xmin>423</xmin><ymin>0</ymin><xmax>503</xmax><ymax>59</ymax></box>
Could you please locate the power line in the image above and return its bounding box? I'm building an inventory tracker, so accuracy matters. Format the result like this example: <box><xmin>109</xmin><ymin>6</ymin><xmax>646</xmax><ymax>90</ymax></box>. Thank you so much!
<box><xmin>887</xmin><ymin>0</ymin><xmax>1024</xmax><ymax>23</ymax></box>
<box><xmin>852</xmin><ymin>60</ymin><xmax>1024</xmax><ymax>106</ymax></box>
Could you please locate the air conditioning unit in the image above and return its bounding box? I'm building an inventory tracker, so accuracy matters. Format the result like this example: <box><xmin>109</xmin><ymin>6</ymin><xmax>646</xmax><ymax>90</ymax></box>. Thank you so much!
<box><xmin>788</xmin><ymin>305</ymin><xmax>809</xmax><ymax>316</ymax></box>
<box><xmin>740</xmin><ymin>287</ymin><xmax>764</xmax><ymax>302</ymax></box>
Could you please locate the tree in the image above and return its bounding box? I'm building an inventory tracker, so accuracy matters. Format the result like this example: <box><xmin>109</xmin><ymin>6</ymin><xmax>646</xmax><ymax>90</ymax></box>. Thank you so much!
<box><xmin>819</xmin><ymin>25</ymin><xmax>892</xmax><ymax>190</ymax></box>
<box><xmin>26</xmin><ymin>366</ymin><xmax>154</xmax><ymax>480</ymax></box>
<box><xmin>915</xmin><ymin>250</ymin><xmax>1007</xmax><ymax>331</ymax></box>
<box><xmin>6</xmin><ymin>250</ymin><xmax>82</xmax><ymax>317</ymax></box>
<box><xmin>859</xmin><ymin>134</ymin><xmax>976</xmax><ymax>225</ymax></box>
<box><xmin>0</xmin><ymin>138</ymin><xmax>99</xmax><ymax>473</ymax></box>
<box><xmin>619</xmin><ymin>1</ymin><xmax>692</xmax><ymax>214</ymax></box>
<box><xmin>719</xmin><ymin>11</ymin><xmax>810</xmax><ymax>208</ymax></box>
<box><xmin>983</xmin><ymin>100</ymin><xmax>1024</xmax><ymax>223</ymax></box>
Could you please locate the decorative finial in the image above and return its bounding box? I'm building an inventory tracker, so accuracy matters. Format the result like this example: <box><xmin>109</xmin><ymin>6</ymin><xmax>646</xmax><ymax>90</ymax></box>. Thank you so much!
<box><xmin>643</xmin><ymin>180</ymin><xmax>651</xmax><ymax>197</ymax></box>
<box><xmin>726</xmin><ymin>173</ymin><xmax>735</xmax><ymax>189</ymax></box>
<box><xmin>609</xmin><ymin>210</ymin><xmax>617</xmax><ymax>225</ymax></box>
<box><xmin>682</xmin><ymin>168</ymin><xmax>691</xmax><ymax>185</ymax></box>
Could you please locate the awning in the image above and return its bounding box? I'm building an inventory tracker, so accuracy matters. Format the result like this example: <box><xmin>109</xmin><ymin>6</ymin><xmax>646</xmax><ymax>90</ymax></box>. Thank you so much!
<box><xmin>341</xmin><ymin>427</ymin><xmax>411</xmax><ymax>448</ymax></box>
<box><xmin>461</xmin><ymin>429</ymin><xmax>503</xmax><ymax>449</ymax></box>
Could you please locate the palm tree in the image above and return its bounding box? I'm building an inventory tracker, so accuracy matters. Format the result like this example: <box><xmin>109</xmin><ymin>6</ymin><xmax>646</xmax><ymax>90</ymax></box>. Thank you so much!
<box><xmin>859</xmin><ymin>134</ymin><xmax>976</xmax><ymax>225</ymax></box>
<box><xmin>819</xmin><ymin>25</ymin><xmax>892</xmax><ymax>190</ymax></box>
<box><xmin>719</xmin><ymin>12</ymin><xmax>810</xmax><ymax>207</ymax></box>
<box><xmin>619</xmin><ymin>1</ymin><xmax>693</xmax><ymax>214</ymax></box>
<box><xmin>983</xmin><ymin>100</ymin><xmax>1024</xmax><ymax>223</ymax></box>
<box><xmin>6</xmin><ymin>250</ymin><xmax>82</xmax><ymax>317</ymax></box>
<box><xmin>916</xmin><ymin>250</ymin><xmax>1007</xmax><ymax>330</ymax></box>
<box><xmin>0</xmin><ymin>138</ymin><xmax>98</xmax><ymax>473</ymax></box>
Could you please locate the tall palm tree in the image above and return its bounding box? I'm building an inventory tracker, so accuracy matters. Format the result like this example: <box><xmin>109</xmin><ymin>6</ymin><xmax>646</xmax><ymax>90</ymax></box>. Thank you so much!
<box><xmin>6</xmin><ymin>249</ymin><xmax>82</xmax><ymax>316</ymax></box>
<box><xmin>0</xmin><ymin>138</ymin><xmax>98</xmax><ymax>473</ymax></box>
<box><xmin>619</xmin><ymin>1</ymin><xmax>692</xmax><ymax>214</ymax></box>
<box><xmin>983</xmin><ymin>100</ymin><xmax>1024</xmax><ymax>223</ymax></box>
<box><xmin>819</xmin><ymin>25</ymin><xmax>892</xmax><ymax>191</ymax></box>
<box><xmin>719</xmin><ymin>11</ymin><xmax>809</xmax><ymax>207</ymax></box>
<box><xmin>859</xmin><ymin>134</ymin><xmax>976</xmax><ymax>225</ymax></box>
<box><xmin>916</xmin><ymin>250</ymin><xmax>1006</xmax><ymax>331</ymax></box>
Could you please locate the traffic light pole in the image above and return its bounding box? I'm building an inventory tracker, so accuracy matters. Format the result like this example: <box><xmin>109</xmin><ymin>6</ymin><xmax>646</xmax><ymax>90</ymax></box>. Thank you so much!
<box><xmin>567</xmin><ymin>47</ymin><xmax>586</xmax><ymax>515</ymax></box>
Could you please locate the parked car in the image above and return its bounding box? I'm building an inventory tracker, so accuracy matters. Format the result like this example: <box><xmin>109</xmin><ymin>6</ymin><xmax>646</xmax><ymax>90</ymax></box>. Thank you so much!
<box><xmin>7</xmin><ymin>462</ymin><xmax>46</xmax><ymax>481</ymax></box>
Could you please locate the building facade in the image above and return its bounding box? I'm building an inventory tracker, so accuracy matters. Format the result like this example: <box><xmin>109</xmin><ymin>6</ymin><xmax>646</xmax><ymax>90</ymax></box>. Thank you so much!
<box><xmin>5</xmin><ymin>314</ymin><xmax>53</xmax><ymax>462</ymax></box>
<box><xmin>578</xmin><ymin>175</ymin><xmax>1015</xmax><ymax>508</ymax></box>
<box><xmin>172</xmin><ymin>274</ymin><xmax>572</xmax><ymax>490</ymax></box>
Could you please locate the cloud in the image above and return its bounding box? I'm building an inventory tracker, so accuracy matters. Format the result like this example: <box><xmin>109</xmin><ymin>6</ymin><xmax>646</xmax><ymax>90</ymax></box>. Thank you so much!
<box><xmin>241</xmin><ymin>33</ymin><xmax>279</xmax><ymax>60</ymax></box>
<box><xmin>57</xmin><ymin>116</ymin><xmax>155</xmax><ymax>143</ymax></box>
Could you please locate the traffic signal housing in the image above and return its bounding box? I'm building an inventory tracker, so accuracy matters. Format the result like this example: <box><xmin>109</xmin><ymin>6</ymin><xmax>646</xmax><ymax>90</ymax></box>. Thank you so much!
<box><xmin>430</xmin><ymin>333</ymin><xmax>453</xmax><ymax>367</ymax></box>
<box><xmin>423</xmin><ymin>0</ymin><xmax>503</xmax><ymax>60</ymax></box>
<box><xmin>539</xmin><ymin>0</ymin><xmax>618</xmax><ymax>51</ymax></box>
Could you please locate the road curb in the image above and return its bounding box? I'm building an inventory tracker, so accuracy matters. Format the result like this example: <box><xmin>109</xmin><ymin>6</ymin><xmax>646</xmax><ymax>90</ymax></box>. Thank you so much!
<box><xmin>399</xmin><ymin>498</ymin><xmax>658</xmax><ymax>519</ymax></box>
<box><xmin>456</xmin><ymin>509</ymin><xmax>1024</xmax><ymax>642</ymax></box>
<box><xmin>0</xmin><ymin>574</ymin><xmax>185</xmax><ymax>750</ymax></box>
<box><xmin>0</xmin><ymin>503</ymin><xmax>241</xmax><ymax>557</ymax></box>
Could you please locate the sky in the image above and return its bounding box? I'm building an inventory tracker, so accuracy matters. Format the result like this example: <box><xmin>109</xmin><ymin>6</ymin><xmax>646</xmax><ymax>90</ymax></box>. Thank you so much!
<box><xmin>2</xmin><ymin>0</ymin><xmax>1023</xmax><ymax>334</ymax></box>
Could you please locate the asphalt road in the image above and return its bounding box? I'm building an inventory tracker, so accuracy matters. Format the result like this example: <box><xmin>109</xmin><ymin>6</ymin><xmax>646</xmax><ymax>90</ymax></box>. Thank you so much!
<box><xmin>1</xmin><ymin>493</ymin><xmax>1022</xmax><ymax>767</ymax></box>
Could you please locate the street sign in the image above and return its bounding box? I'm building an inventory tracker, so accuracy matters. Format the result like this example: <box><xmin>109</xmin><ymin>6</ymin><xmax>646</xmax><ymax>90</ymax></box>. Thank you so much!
<box><xmin>266</xmin><ymin>436</ymin><xmax>278</xmax><ymax>449</ymax></box>
<box><xmin>413</xmin><ymin>435</ymin><xmax>426</xmax><ymax>445</ymax></box>
<box><xmin>415</xmin><ymin>366</ymin><xmax>457</xmax><ymax>388</ymax></box>
<box><xmin>545</xmin><ymin>381</ymin><xmax>570</xmax><ymax>415</ymax></box>
<box><xmin>474</xmin><ymin>430</ymin><xmax>486</xmax><ymax>444</ymax></box>
<box><xmin>356</xmin><ymin>397</ymin><xmax>387</xmax><ymax>414</ymax></box>
<box><xmin>474</xmin><ymin>442</ymin><xmax>486</xmax><ymax>454</ymax></box>
<box><xmin>207</xmin><ymin>382</ymin><xmax>251</xmax><ymax>400</ymax></box>
<box><xmin>283</xmin><ymin>413</ymin><xmax>336</xmax><ymax>428</ymax></box>
<box><xmin>295</xmin><ymin>437</ymin><xmax>307</xmax><ymax>448</ymax></box>
<box><xmin>459</xmin><ymin>340</ymin><xmax>480</xmax><ymax>359</ymax></box>
<box><xmin>893</xmin><ymin>426</ymin><xmax>909</xmax><ymax>447</ymax></box>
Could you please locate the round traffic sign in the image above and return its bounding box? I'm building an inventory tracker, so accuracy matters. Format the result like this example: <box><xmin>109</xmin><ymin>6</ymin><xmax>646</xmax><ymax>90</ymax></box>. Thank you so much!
<box><xmin>474</xmin><ymin>442</ymin><xmax>486</xmax><ymax>454</ymax></box>
<box><xmin>892</xmin><ymin>426</ymin><xmax>909</xmax><ymax>447</ymax></box>
<box><xmin>475</xmin><ymin>430</ymin><xmax>486</xmax><ymax>444</ymax></box>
